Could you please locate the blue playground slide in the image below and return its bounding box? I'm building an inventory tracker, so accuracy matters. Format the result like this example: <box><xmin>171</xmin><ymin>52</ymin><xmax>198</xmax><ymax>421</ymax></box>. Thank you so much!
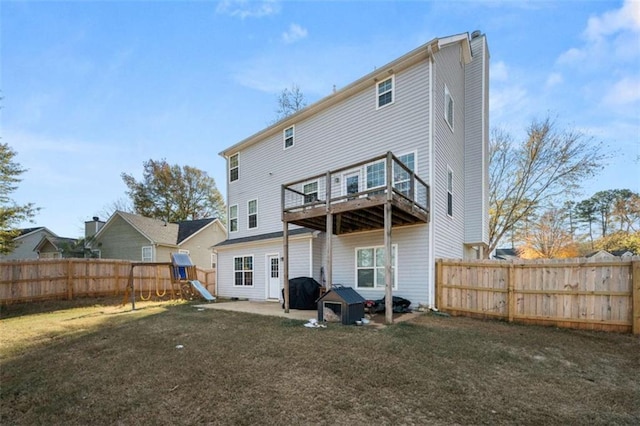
<box><xmin>189</xmin><ymin>280</ymin><xmax>216</xmax><ymax>302</ymax></box>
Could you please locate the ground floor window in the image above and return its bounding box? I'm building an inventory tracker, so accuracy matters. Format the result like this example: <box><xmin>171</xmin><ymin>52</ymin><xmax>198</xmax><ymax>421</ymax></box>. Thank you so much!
<box><xmin>142</xmin><ymin>246</ymin><xmax>153</xmax><ymax>262</ymax></box>
<box><xmin>234</xmin><ymin>255</ymin><xmax>254</xmax><ymax>286</ymax></box>
<box><xmin>355</xmin><ymin>245</ymin><xmax>397</xmax><ymax>290</ymax></box>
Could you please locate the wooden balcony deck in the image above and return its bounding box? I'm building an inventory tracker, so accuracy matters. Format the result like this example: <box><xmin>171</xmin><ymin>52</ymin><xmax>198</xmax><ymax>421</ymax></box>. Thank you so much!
<box><xmin>281</xmin><ymin>152</ymin><xmax>430</xmax><ymax>234</ymax></box>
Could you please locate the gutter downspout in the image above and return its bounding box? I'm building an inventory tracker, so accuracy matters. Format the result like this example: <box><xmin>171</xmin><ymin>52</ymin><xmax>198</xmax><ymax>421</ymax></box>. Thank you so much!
<box><xmin>428</xmin><ymin>48</ymin><xmax>437</xmax><ymax>310</ymax></box>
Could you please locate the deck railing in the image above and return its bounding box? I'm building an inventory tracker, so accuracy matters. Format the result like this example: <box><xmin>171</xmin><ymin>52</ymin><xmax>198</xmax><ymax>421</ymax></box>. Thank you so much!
<box><xmin>282</xmin><ymin>152</ymin><xmax>429</xmax><ymax>215</ymax></box>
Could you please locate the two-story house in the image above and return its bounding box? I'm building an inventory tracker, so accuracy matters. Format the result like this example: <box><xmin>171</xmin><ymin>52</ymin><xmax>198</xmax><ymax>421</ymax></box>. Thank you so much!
<box><xmin>214</xmin><ymin>31</ymin><xmax>489</xmax><ymax>311</ymax></box>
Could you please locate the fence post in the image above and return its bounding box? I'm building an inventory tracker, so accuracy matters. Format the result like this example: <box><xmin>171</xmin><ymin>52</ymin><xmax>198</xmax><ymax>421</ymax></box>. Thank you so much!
<box><xmin>508</xmin><ymin>263</ymin><xmax>515</xmax><ymax>323</ymax></box>
<box><xmin>66</xmin><ymin>259</ymin><xmax>74</xmax><ymax>300</ymax></box>
<box><xmin>633</xmin><ymin>260</ymin><xmax>639</xmax><ymax>335</ymax></box>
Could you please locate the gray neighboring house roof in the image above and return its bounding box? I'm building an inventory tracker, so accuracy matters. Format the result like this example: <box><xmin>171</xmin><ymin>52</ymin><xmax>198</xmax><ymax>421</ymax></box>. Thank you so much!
<box><xmin>214</xmin><ymin>228</ymin><xmax>316</xmax><ymax>248</ymax></box>
<box><xmin>97</xmin><ymin>211</ymin><xmax>218</xmax><ymax>246</ymax></box>
<box><xmin>33</xmin><ymin>236</ymin><xmax>78</xmax><ymax>252</ymax></box>
<box><xmin>493</xmin><ymin>248</ymin><xmax>519</xmax><ymax>260</ymax></box>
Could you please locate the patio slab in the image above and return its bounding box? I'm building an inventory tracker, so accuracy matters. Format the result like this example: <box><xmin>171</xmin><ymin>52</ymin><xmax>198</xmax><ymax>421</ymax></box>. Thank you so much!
<box><xmin>194</xmin><ymin>300</ymin><xmax>315</xmax><ymax>321</ymax></box>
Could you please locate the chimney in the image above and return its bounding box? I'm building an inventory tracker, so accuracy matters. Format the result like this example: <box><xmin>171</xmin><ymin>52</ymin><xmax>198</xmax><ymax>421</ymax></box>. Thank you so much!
<box><xmin>85</xmin><ymin>216</ymin><xmax>105</xmax><ymax>239</ymax></box>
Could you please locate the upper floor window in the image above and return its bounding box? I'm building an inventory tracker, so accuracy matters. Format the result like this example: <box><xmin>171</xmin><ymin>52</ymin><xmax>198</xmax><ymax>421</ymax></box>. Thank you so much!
<box><xmin>303</xmin><ymin>181</ymin><xmax>318</xmax><ymax>204</ymax></box>
<box><xmin>229</xmin><ymin>153</ymin><xmax>239</xmax><ymax>182</ymax></box>
<box><xmin>248</xmin><ymin>199</ymin><xmax>258</xmax><ymax>229</ymax></box>
<box><xmin>229</xmin><ymin>204</ymin><xmax>238</xmax><ymax>233</ymax></box>
<box><xmin>444</xmin><ymin>86</ymin><xmax>454</xmax><ymax>130</ymax></box>
<box><xmin>377</xmin><ymin>76</ymin><xmax>394</xmax><ymax>109</ymax></box>
<box><xmin>394</xmin><ymin>152</ymin><xmax>416</xmax><ymax>197</ymax></box>
<box><xmin>142</xmin><ymin>246</ymin><xmax>153</xmax><ymax>262</ymax></box>
<box><xmin>284</xmin><ymin>126</ymin><xmax>295</xmax><ymax>149</ymax></box>
<box><xmin>447</xmin><ymin>167</ymin><xmax>454</xmax><ymax>217</ymax></box>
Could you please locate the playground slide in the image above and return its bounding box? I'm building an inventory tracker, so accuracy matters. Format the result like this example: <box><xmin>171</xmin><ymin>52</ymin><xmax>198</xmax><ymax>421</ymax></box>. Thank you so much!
<box><xmin>189</xmin><ymin>280</ymin><xmax>216</xmax><ymax>301</ymax></box>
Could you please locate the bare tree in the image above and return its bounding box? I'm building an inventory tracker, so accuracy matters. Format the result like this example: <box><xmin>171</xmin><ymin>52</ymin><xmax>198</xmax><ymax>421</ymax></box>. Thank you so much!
<box><xmin>488</xmin><ymin>117</ymin><xmax>607</xmax><ymax>257</ymax></box>
<box><xmin>518</xmin><ymin>206</ymin><xmax>577</xmax><ymax>259</ymax></box>
<box><xmin>274</xmin><ymin>84</ymin><xmax>307</xmax><ymax>122</ymax></box>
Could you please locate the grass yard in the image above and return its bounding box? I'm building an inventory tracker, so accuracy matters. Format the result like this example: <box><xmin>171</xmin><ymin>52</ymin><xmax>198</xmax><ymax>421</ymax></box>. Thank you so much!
<box><xmin>1</xmin><ymin>297</ymin><xmax>639</xmax><ymax>425</ymax></box>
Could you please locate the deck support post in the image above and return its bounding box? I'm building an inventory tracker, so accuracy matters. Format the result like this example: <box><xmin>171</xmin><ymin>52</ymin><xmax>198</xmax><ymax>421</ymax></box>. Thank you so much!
<box><xmin>385</xmin><ymin>152</ymin><xmax>394</xmax><ymax>325</ymax></box>
<box><xmin>325</xmin><ymin>170</ymin><xmax>333</xmax><ymax>290</ymax></box>
<box><xmin>282</xmin><ymin>185</ymin><xmax>290</xmax><ymax>313</ymax></box>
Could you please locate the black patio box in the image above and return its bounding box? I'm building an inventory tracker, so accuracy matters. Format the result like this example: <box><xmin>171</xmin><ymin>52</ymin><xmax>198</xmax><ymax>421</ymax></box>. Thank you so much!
<box><xmin>317</xmin><ymin>285</ymin><xmax>365</xmax><ymax>325</ymax></box>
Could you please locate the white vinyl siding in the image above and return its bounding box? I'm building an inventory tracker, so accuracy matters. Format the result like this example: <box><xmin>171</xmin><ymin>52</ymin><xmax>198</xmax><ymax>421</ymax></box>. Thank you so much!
<box><xmin>229</xmin><ymin>205</ymin><xmax>238</xmax><ymax>233</ymax></box>
<box><xmin>233</xmin><ymin>255</ymin><xmax>254</xmax><ymax>286</ymax></box>
<box><xmin>223</xmin><ymin>60</ymin><xmax>430</xmax><ymax>240</ymax></box>
<box><xmin>229</xmin><ymin>153</ymin><xmax>239</xmax><ymax>182</ymax></box>
<box><xmin>377</xmin><ymin>75</ymin><xmax>394</xmax><ymax>109</ymax></box>
<box><xmin>248</xmin><ymin>199</ymin><xmax>258</xmax><ymax>229</ymax></box>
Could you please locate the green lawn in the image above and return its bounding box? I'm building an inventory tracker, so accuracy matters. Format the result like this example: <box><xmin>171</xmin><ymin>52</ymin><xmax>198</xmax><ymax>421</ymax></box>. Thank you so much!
<box><xmin>1</xmin><ymin>298</ymin><xmax>639</xmax><ymax>425</ymax></box>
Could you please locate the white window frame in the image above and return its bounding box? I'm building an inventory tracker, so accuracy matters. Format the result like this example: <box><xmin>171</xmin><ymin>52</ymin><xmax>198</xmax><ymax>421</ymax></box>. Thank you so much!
<box><xmin>229</xmin><ymin>153</ymin><xmax>239</xmax><ymax>183</ymax></box>
<box><xmin>142</xmin><ymin>246</ymin><xmax>153</xmax><ymax>262</ymax></box>
<box><xmin>247</xmin><ymin>199</ymin><xmax>258</xmax><ymax>229</ymax></box>
<box><xmin>283</xmin><ymin>125</ymin><xmax>295</xmax><ymax>150</ymax></box>
<box><xmin>444</xmin><ymin>85</ymin><xmax>454</xmax><ymax>131</ymax></box>
<box><xmin>376</xmin><ymin>75</ymin><xmax>395</xmax><ymax>109</ymax></box>
<box><xmin>233</xmin><ymin>255</ymin><xmax>254</xmax><ymax>287</ymax></box>
<box><xmin>393</xmin><ymin>151</ymin><xmax>417</xmax><ymax>197</ymax></box>
<box><xmin>303</xmin><ymin>180</ymin><xmax>319</xmax><ymax>204</ymax></box>
<box><xmin>366</xmin><ymin>160</ymin><xmax>386</xmax><ymax>190</ymax></box>
<box><xmin>447</xmin><ymin>166</ymin><xmax>454</xmax><ymax>217</ymax></box>
<box><xmin>229</xmin><ymin>204</ymin><xmax>238</xmax><ymax>233</ymax></box>
<box><xmin>355</xmin><ymin>244</ymin><xmax>398</xmax><ymax>290</ymax></box>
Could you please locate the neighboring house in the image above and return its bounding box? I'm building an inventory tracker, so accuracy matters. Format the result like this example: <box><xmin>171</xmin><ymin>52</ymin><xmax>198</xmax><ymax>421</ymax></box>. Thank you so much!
<box><xmin>0</xmin><ymin>227</ymin><xmax>57</xmax><ymax>260</ymax></box>
<box><xmin>586</xmin><ymin>249</ymin><xmax>634</xmax><ymax>260</ymax></box>
<box><xmin>33</xmin><ymin>235</ymin><xmax>81</xmax><ymax>259</ymax></box>
<box><xmin>214</xmin><ymin>30</ymin><xmax>490</xmax><ymax>309</ymax></box>
<box><xmin>88</xmin><ymin>211</ymin><xmax>226</xmax><ymax>268</ymax></box>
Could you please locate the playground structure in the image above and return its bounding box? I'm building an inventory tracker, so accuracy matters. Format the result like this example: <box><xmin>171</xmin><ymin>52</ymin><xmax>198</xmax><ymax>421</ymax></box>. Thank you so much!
<box><xmin>122</xmin><ymin>253</ymin><xmax>215</xmax><ymax>308</ymax></box>
<box><xmin>170</xmin><ymin>253</ymin><xmax>216</xmax><ymax>302</ymax></box>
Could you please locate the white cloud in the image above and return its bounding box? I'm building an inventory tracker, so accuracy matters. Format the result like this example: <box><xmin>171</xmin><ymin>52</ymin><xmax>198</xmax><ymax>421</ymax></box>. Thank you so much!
<box><xmin>282</xmin><ymin>23</ymin><xmax>308</xmax><ymax>44</ymax></box>
<box><xmin>545</xmin><ymin>72</ymin><xmax>563</xmax><ymax>88</ymax></box>
<box><xmin>216</xmin><ymin>0</ymin><xmax>280</xmax><ymax>19</ymax></box>
<box><xmin>558</xmin><ymin>0</ymin><xmax>640</xmax><ymax>66</ymax></box>
<box><xmin>490</xmin><ymin>60</ymin><xmax>509</xmax><ymax>82</ymax></box>
<box><xmin>584</xmin><ymin>0</ymin><xmax>640</xmax><ymax>41</ymax></box>
<box><xmin>603</xmin><ymin>76</ymin><xmax>640</xmax><ymax>106</ymax></box>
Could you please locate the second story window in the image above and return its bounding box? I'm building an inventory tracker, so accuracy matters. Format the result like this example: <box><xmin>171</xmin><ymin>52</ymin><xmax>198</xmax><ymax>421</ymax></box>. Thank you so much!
<box><xmin>303</xmin><ymin>181</ymin><xmax>318</xmax><ymax>204</ymax></box>
<box><xmin>377</xmin><ymin>76</ymin><xmax>394</xmax><ymax>109</ymax></box>
<box><xmin>447</xmin><ymin>167</ymin><xmax>454</xmax><ymax>217</ymax></box>
<box><xmin>229</xmin><ymin>153</ymin><xmax>239</xmax><ymax>182</ymax></box>
<box><xmin>229</xmin><ymin>204</ymin><xmax>238</xmax><ymax>233</ymax></box>
<box><xmin>284</xmin><ymin>126</ymin><xmax>294</xmax><ymax>149</ymax></box>
<box><xmin>445</xmin><ymin>85</ymin><xmax>454</xmax><ymax>130</ymax></box>
<box><xmin>248</xmin><ymin>199</ymin><xmax>258</xmax><ymax>229</ymax></box>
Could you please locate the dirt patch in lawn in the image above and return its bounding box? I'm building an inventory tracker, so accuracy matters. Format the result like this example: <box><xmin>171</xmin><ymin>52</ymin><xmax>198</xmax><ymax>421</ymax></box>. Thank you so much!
<box><xmin>1</xmin><ymin>298</ymin><xmax>638</xmax><ymax>425</ymax></box>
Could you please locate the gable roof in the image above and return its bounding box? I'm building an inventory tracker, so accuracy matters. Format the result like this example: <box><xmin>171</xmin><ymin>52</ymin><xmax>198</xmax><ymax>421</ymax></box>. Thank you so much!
<box><xmin>33</xmin><ymin>235</ymin><xmax>78</xmax><ymax>253</ymax></box>
<box><xmin>15</xmin><ymin>227</ymin><xmax>57</xmax><ymax>240</ymax></box>
<box><xmin>317</xmin><ymin>285</ymin><xmax>366</xmax><ymax>305</ymax></box>
<box><xmin>219</xmin><ymin>32</ymin><xmax>473</xmax><ymax>158</ymax></box>
<box><xmin>176</xmin><ymin>218</ymin><xmax>216</xmax><ymax>244</ymax></box>
<box><xmin>96</xmin><ymin>211</ymin><xmax>220</xmax><ymax>246</ymax></box>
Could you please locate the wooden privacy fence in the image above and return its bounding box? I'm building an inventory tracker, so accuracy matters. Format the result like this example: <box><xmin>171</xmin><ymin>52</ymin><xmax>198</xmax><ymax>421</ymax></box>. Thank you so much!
<box><xmin>436</xmin><ymin>257</ymin><xmax>640</xmax><ymax>334</ymax></box>
<box><xmin>0</xmin><ymin>259</ymin><xmax>216</xmax><ymax>305</ymax></box>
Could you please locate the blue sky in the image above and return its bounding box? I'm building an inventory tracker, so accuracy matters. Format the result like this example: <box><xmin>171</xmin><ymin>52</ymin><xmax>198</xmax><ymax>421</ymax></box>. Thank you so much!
<box><xmin>2</xmin><ymin>0</ymin><xmax>639</xmax><ymax>238</ymax></box>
